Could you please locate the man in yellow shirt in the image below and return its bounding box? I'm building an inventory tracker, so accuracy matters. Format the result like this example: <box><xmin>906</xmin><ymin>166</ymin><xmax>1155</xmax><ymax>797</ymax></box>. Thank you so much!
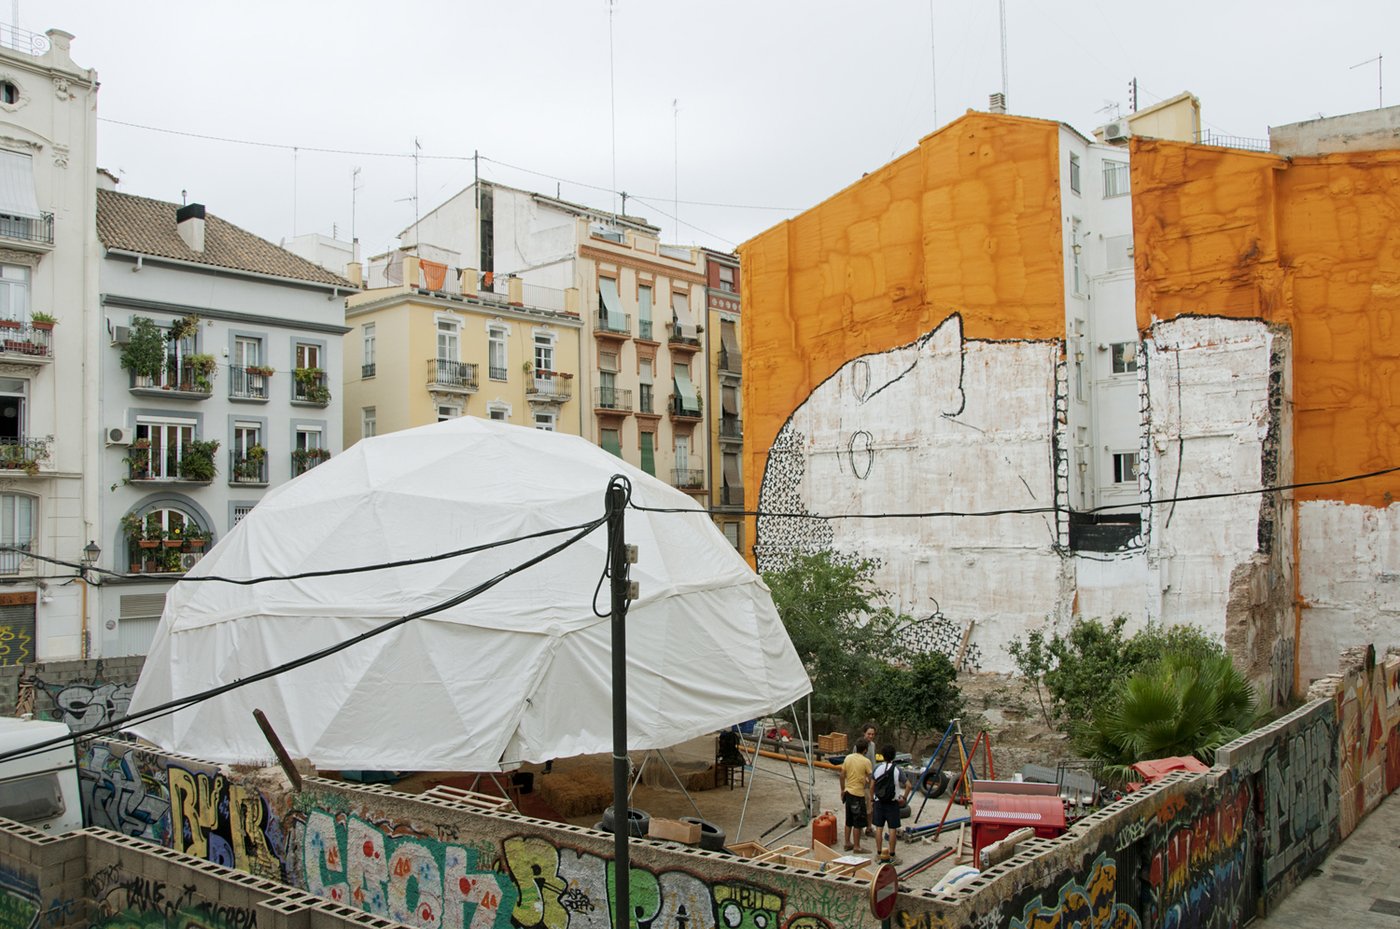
<box><xmin>839</xmin><ymin>739</ymin><xmax>873</xmax><ymax>853</ymax></box>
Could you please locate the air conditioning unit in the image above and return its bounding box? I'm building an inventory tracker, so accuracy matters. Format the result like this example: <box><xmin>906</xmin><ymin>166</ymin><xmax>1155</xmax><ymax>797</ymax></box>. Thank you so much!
<box><xmin>109</xmin><ymin>324</ymin><xmax>131</xmax><ymax>345</ymax></box>
<box><xmin>1103</xmin><ymin>121</ymin><xmax>1130</xmax><ymax>143</ymax></box>
<box><xmin>179</xmin><ymin>552</ymin><xmax>203</xmax><ymax>571</ymax></box>
<box><xmin>105</xmin><ymin>426</ymin><xmax>132</xmax><ymax>447</ymax></box>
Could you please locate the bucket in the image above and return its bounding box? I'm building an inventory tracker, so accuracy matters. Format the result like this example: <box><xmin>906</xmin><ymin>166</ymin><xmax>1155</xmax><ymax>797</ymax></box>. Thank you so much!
<box><xmin>812</xmin><ymin>810</ymin><xmax>838</xmax><ymax>848</ymax></box>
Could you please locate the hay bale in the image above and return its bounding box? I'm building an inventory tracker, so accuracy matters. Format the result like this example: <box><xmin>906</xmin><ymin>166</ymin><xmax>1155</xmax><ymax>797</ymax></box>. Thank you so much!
<box><xmin>538</xmin><ymin>770</ymin><xmax>613</xmax><ymax>818</ymax></box>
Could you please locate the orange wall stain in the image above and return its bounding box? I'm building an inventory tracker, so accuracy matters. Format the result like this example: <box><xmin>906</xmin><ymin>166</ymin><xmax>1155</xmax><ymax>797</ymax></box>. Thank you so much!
<box><xmin>738</xmin><ymin>113</ymin><xmax>1069</xmax><ymax>556</ymax></box>
<box><xmin>1133</xmin><ymin>138</ymin><xmax>1400</xmax><ymax>507</ymax></box>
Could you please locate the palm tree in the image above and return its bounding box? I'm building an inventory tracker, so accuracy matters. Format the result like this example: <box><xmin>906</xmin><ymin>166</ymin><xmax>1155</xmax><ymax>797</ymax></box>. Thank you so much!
<box><xmin>1082</xmin><ymin>652</ymin><xmax>1258</xmax><ymax>783</ymax></box>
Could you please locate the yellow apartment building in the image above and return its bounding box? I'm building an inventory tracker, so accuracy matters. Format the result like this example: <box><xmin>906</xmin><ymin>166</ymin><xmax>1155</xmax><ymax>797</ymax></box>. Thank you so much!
<box><xmin>703</xmin><ymin>248</ymin><xmax>743</xmax><ymax>550</ymax></box>
<box><xmin>343</xmin><ymin>257</ymin><xmax>582</xmax><ymax>441</ymax></box>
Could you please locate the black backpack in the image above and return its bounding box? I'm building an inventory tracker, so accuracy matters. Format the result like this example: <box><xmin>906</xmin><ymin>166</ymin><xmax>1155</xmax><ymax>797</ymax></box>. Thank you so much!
<box><xmin>874</xmin><ymin>763</ymin><xmax>897</xmax><ymax>801</ymax></box>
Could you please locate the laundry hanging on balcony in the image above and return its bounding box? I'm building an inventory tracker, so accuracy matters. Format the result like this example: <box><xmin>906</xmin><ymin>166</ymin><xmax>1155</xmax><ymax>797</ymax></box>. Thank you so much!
<box><xmin>419</xmin><ymin>258</ymin><xmax>448</xmax><ymax>291</ymax></box>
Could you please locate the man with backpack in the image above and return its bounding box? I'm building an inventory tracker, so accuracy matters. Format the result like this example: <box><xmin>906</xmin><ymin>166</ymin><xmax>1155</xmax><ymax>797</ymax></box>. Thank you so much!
<box><xmin>871</xmin><ymin>743</ymin><xmax>912</xmax><ymax>863</ymax></box>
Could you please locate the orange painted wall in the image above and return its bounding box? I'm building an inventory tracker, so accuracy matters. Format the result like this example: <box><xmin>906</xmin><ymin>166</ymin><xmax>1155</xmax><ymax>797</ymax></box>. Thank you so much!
<box><xmin>738</xmin><ymin>113</ymin><xmax>1068</xmax><ymax>554</ymax></box>
<box><xmin>1133</xmin><ymin>138</ymin><xmax>1400</xmax><ymax>507</ymax></box>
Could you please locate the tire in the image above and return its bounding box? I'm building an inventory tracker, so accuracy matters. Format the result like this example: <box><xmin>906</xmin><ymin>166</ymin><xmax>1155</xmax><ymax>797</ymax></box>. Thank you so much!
<box><xmin>594</xmin><ymin>821</ymin><xmax>609</xmax><ymax>833</ymax></box>
<box><xmin>921</xmin><ymin>770</ymin><xmax>949</xmax><ymax>799</ymax></box>
<box><xmin>602</xmin><ymin>806</ymin><xmax>650</xmax><ymax>838</ymax></box>
<box><xmin>680</xmin><ymin>816</ymin><xmax>726</xmax><ymax>852</ymax></box>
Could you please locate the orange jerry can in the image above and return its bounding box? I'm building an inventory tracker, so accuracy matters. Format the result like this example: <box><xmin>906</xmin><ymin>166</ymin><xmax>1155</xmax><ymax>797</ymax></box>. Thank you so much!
<box><xmin>812</xmin><ymin>810</ymin><xmax>838</xmax><ymax>848</ymax></box>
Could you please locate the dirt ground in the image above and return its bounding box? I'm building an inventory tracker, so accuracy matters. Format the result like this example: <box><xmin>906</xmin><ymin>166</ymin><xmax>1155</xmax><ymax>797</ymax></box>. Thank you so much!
<box><xmin>387</xmin><ymin>672</ymin><xmax>1078</xmax><ymax>893</ymax></box>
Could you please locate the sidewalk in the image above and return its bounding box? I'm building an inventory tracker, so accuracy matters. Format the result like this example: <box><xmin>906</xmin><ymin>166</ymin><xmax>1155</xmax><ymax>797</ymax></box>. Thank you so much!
<box><xmin>1253</xmin><ymin>793</ymin><xmax>1400</xmax><ymax>926</ymax></box>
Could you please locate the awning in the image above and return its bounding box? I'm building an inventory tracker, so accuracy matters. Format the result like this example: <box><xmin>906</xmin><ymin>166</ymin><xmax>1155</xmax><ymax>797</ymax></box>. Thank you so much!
<box><xmin>0</xmin><ymin>151</ymin><xmax>40</xmax><ymax>220</ymax></box>
<box><xmin>720</xmin><ymin>321</ymin><xmax>739</xmax><ymax>353</ymax></box>
<box><xmin>674</xmin><ymin>366</ymin><xmax>699</xmax><ymax>410</ymax></box>
<box><xmin>723</xmin><ymin>454</ymin><xmax>742</xmax><ymax>487</ymax></box>
<box><xmin>672</xmin><ymin>291</ymin><xmax>696</xmax><ymax>338</ymax></box>
<box><xmin>599</xmin><ymin>277</ymin><xmax>626</xmax><ymax>330</ymax></box>
<box><xmin>722</xmin><ymin>386</ymin><xmax>738</xmax><ymax>415</ymax></box>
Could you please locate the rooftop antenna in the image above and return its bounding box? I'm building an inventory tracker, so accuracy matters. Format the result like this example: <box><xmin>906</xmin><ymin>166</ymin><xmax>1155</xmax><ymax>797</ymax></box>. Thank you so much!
<box><xmin>412</xmin><ymin>137</ymin><xmax>421</xmax><ymax>227</ymax></box>
<box><xmin>608</xmin><ymin>0</ymin><xmax>618</xmax><ymax>216</ymax></box>
<box><xmin>998</xmin><ymin>0</ymin><xmax>1009</xmax><ymax>107</ymax></box>
<box><xmin>292</xmin><ymin>147</ymin><xmax>299</xmax><ymax>236</ymax></box>
<box><xmin>928</xmin><ymin>0</ymin><xmax>938</xmax><ymax>127</ymax></box>
<box><xmin>351</xmin><ymin>167</ymin><xmax>362</xmax><ymax>247</ymax></box>
<box><xmin>672</xmin><ymin>98</ymin><xmax>680</xmax><ymax>242</ymax></box>
<box><xmin>1351</xmin><ymin>54</ymin><xmax>1383</xmax><ymax>109</ymax></box>
<box><xmin>181</xmin><ymin>189</ymin><xmax>187</xmax><ymax>206</ymax></box>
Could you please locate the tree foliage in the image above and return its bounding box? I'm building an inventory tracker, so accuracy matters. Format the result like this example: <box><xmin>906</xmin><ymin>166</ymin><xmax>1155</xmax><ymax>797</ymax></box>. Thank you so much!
<box><xmin>1083</xmin><ymin>652</ymin><xmax>1259</xmax><ymax>782</ymax></box>
<box><xmin>859</xmin><ymin>652</ymin><xmax>965</xmax><ymax>755</ymax></box>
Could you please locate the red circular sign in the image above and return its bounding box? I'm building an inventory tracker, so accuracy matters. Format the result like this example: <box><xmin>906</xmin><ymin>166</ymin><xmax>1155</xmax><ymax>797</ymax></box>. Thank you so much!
<box><xmin>869</xmin><ymin>863</ymin><xmax>899</xmax><ymax>920</ymax></box>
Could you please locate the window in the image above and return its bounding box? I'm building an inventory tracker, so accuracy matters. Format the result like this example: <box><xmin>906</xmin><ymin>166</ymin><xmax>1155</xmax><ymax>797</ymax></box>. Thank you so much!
<box><xmin>598</xmin><ymin>277</ymin><xmax>626</xmax><ymax>332</ymax></box>
<box><xmin>362</xmin><ymin>407</ymin><xmax>377</xmax><ymax>437</ymax></box>
<box><xmin>534</xmin><ymin>332</ymin><xmax>555</xmax><ymax>374</ymax></box>
<box><xmin>135</xmin><ymin>418</ymin><xmax>195</xmax><ymax>479</ymax></box>
<box><xmin>0</xmin><ymin>492</ymin><xmax>33</xmax><ymax>574</ymax></box>
<box><xmin>1113</xmin><ymin>452</ymin><xmax>1140</xmax><ymax>484</ymax></box>
<box><xmin>0</xmin><ymin>83</ymin><xmax>16</xmax><ymax>107</ymax></box>
<box><xmin>534</xmin><ymin>412</ymin><xmax>556</xmax><ymax>432</ymax></box>
<box><xmin>1111</xmin><ymin>342</ymin><xmax>1138</xmax><ymax>374</ymax></box>
<box><xmin>1069</xmin><ymin>153</ymin><xmax>1081</xmax><ymax>195</ymax></box>
<box><xmin>601</xmin><ymin>428</ymin><xmax>622</xmax><ymax>458</ymax></box>
<box><xmin>362</xmin><ymin>323</ymin><xmax>376</xmax><ymax>377</ymax></box>
<box><xmin>718</xmin><ymin>265</ymin><xmax>735</xmax><ymax>293</ymax></box>
<box><xmin>674</xmin><ymin>434</ymin><xmax>690</xmax><ymax>471</ymax></box>
<box><xmin>639</xmin><ymin>359</ymin><xmax>654</xmax><ymax>414</ymax></box>
<box><xmin>638</xmin><ymin>284</ymin><xmax>653</xmax><ymax>339</ymax></box>
<box><xmin>165</xmin><ymin>324</ymin><xmax>197</xmax><ymax>390</ymax></box>
<box><xmin>293</xmin><ymin>427</ymin><xmax>326</xmax><ymax>476</ymax></box>
<box><xmin>135</xmin><ymin>508</ymin><xmax>206</xmax><ymax>569</ymax></box>
<box><xmin>232</xmin><ymin>505</ymin><xmax>253</xmax><ymax>525</ymax></box>
<box><xmin>1105</xmin><ymin>234</ymin><xmax>1133</xmax><ymax>272</ymax></box>
<box><xmin>295</xmin><ymin>342</ymin><xmax>321</xmax><ymax>371</ymax></box>
<box><xmin>437</xmin><ymin>317</ymin><xmax>460</xmax><ymax>362</ymax></box>
<box><xmin>1103</xmin><ymin>160</ymin><xmax>1129</xmax><ymax>198</ymax></box>
<box><xmin>639</xmin><ymin>432</ymin><xmax>655</xmax><ymax>475</ymax></box>
<box><xmin>437</xmin><ymin>405</ymin><xmax>461</xmax><ymax>422</ymax></box>
<box><xmin>0</xmin><ymin>376</ymin><xmax>25</xmax><ymax>442</ymax></box>
<box><xmin>295</xmin><ymin>427</ymin><xmax>322</xmax><ymax>452</ymax></box>
<box><xmin>231</xmin><ymin>337</ymin><xmax>266</xmax><ymax>400</ymax></box>
<box><xmin>0</xmin><ymin>265</ymin><xmax>26</xmax><ymax>323</ymax></box>
<box><xmin>599</xmin><ymin>350</ymin><xmax>619</xmax><ymax>407</ymax></box>
<box><xmin>234</xmin><ymin>337</ymin><xmax>260</xmax><ymax>368</ymax></box>
<box><xmin>488</xmin><ymin>325</ymin><xmax>508</xmax><ymax>380</ymax></box>
<box><xmin>722</xmin><ymin>522</ymin><xmax>740</xmax><ymax>550</ymax></box>
<box><xmin>232</xmin><ymin>422</ymin><xmax>261</xmax><ymax>457</ymax></box>
<box><xmin>487</xmin><ymin>403</ymin><xmax>510</xmax><ymax>421</ymax></box>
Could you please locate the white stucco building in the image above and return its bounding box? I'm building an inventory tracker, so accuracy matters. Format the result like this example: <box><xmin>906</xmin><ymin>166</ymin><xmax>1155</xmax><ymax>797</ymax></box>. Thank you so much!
<box><xmin>0</xmin><ymin>28</ymin><xmax>100</xmax><ymax>665</ymax></box>
<box><xmin>93</xmin><ymin>187</ymin><xmax>351</xmax><ymax>656</ymax></box>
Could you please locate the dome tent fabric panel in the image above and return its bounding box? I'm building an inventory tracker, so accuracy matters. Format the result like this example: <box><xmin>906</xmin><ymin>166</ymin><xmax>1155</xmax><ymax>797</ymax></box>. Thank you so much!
<box><xmin>127</xmin><ymin>418</ymin><xmax>810</xmax><ymax>772</ymax></box>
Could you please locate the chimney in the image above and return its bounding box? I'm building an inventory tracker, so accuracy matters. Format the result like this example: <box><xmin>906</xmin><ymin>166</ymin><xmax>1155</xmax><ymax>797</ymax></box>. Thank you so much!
<box><xmin>988</xmin><ymin>92</ymin><xmax>1007</xmax><ymax>114</ymax></box>
<box><xmin>176</xmin><ymin>203</ymin><xmax>206</xmax><ymax>253</ymax></box>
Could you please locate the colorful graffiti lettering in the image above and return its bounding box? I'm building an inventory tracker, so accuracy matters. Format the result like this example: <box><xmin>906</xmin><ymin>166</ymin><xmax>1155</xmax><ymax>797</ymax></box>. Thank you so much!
<box><xmin>43</xmin><ymin>680</ymin><xmax>134</xmax><ymax>730</ymax></box>
<box><xmin>1261</xmin><ymin>715</ymin><xmax>1337</xmax><ymax>886</ymax></box>
<box><xmin>167</xmin><ymin>765</ymin><xmax>286</xmax><ymax>880</ymax></box>
<box><xmin>1010</xmin><ymin>853</ymin><xmax>1140</xmax><ymax>929</ymax></box>
<box><xmin>296</xmin><ymin>809</ymin><xmax>511</xmax><ymax>929</ymax></box>
<box><xmin>1147</xmin><ymin>782</ymin><xmax>1253</xmax><ymax>929</ymax></box>
<box><xmin>79</xmin><ymin>744</ymin><xmax>173</xmax><ymax>843</ymax></box>
<box><xmin>0</xmin><ymin>868</ymin><xmax>39</xmax><ymax>929</ymax></box>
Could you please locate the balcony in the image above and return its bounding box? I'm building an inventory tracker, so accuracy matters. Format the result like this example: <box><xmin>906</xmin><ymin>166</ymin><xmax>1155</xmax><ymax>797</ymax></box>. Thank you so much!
<box><xmin>670</xmin><ymin>394</ymin><xmax>702</xmax><ymax>423</ymax></box>
<box><xmin>293</xmin><ymin>368</ymin><xmax>332</xmax><ymax>406</ymax></box>
<box><xmin>127</xmin><ymin>440</ymin><xmax>218</xmax><ymax>485</ymax></box>
<box><xmin>229</xmin><ymin>450</ymin><xmax>268</xmax><ymax>486</ymax></box>
<box><xmin>292</xmin><ymin>448</ymin><xmax>331</xmax><ymax>477</ymax></box>
<box><xmin>638</xmin><ymin>319</ymin><xmax>655</xmax><ymax>341</ymax></box>
<box><xmin>667</xmin><ymin>323</ymin><xmax>701</xmax><ymax>353</ymax></box>
<box><xmin>719</xmin><ymin>347</ymin><xmax>742</xmax><ymax>375</ymax></box>
<box><xmin>129</xmin><ymin>539</ymin><xmax>208</xmax><ymax>576</ymax></box>
<box><xmin>595</xmin><ymin>311</ymin><xmax>631</xmax><ymax>341</ymax></box>
<box><xmin>426</xmin><ymin>359</ymin><xmax>479</xmax><ymax>395</ymax></box>
<box><xmin>720</xmin><ymin>416</ymin><xmax>743</xmax><ymax>444</ymax></box>
<box><xmin>488</xmin><ymin>365</ymin><xmax>508</xmax><ymax>381</ymax></box>
<box><xmin>721</xmin><ymin>485</ymin><xmax>745</xmax><ymax>508</ymax></box>
<box><xmin>362</xmin><ymin>363</ymin><xmax>377</xmax><ymax>379</ymax></box>
<box><xmin>0</xmin><ymin>323</ymin><xmax>52</xmax><ymax>364</ymax></box>
<box><xmin>526</xmin><ymin>370</ymin><xmax>574</xmax><ymax>404</ymax></box>
<box><xmin>0</xmin><ymin>212</ymin><xmax>54</xmax><ymax>251</ymax></box>
<box><xmin>228</xmin><ymin>365</ymin><xmax>272</xmax><ymax>402</ymax></box>
<box><xmin>672</xmin><ymin>468</ymin><xmax>706</xmax><ymax>490</ymax></box>
<box><xmin>0</xmin><ymin>437</ymin><xmax>49</xmax><ymax>476</ymax></box>
<box><xmin>594</xmin><ymin>386</ymin><xmax>633</xmax><ymax>416</ymax></box>
<box><xmin>0</xmin><ymin>25</ymin><xmax>51</xmax><ymax>57</ymax></box>
<box><xmin>0</xmin><ymin>541</ymin><xmax>32</xmax><ymax>576</ymax></box>
<box><xmin>130</xmin><ymin>356</ymin><xmax>216</xmax><ymax>400</ymax></box>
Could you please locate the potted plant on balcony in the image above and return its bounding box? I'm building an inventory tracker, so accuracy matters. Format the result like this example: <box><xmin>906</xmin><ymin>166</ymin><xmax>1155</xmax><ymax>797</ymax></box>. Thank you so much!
<box><xmin>522</xmin><ymin>361</ymin><xmax>534</xmax><ymax>376</ymax></box>
<box><xmin>29</xmin><ymin>311</ymin><xmax>55</xmax><ymax>331</ymax></box>
<box><xmin>183</xmin><ymin>527</ymin><xmax>208</xmax><ymax>551</ymax></box>
<box><xmin>158</xmin><ymin>544</ymin><xmax>182</xmax><ymax>573</ymax></box>
<box><xmin>163</xmin><ymin>526</ymin><xmax>183</xmax><ymax>549</ymax></box>
<box><xmin>0</xmin><ymin>317</ymin><xmax>18</xmax><ymax>331</ymax></box>
<box><xmin>120</xmin><ymin>317</ymin><xmax>167</xmax><ymax>385</ymax></box>
<box><xmin>179</xmin><ymin>438</ymin><xmax>220</xmax><ymax>483</ymax></box>
<box><xmin>294</xmin><ymin>367</ymin><xmax>331</xmax><ymax>405</ymax></box>
<box><xmin>237</xmin><ymin>444</ymin><xmax>266</xmax><ymax>482</ymax></box>
<box><xmin>247</xmin><ymin>364</ymin><xmax>275</xmax><ymax>378</ymax></box>
<box><xmin>186</xmin><ymin>353</ymin><xmax>217</xmax><ymax>392</ymax></box>
<box><xmin>170</xmin><ymin>314</ymin><xmax>200</xmax><ymax>342</ymax></box>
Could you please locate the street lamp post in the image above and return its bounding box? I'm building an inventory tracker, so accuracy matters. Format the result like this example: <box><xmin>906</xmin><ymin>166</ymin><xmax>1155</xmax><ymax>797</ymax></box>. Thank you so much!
<box><xmin>78</xmin><ymin>540</ymin><xmax>100</xmax><ymax>659</ymax></box>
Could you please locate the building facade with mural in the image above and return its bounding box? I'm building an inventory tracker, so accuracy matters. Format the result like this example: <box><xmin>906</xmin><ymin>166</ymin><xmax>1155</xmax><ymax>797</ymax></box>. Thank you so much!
<box><xmin>93</xmin><ymin>188</ymin><xmax>351</xmax><ymax>657</ymax></box>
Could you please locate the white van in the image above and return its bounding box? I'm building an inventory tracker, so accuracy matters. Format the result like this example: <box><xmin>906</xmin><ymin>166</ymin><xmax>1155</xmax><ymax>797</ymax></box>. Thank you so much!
<box><xmin>0</xmin><ymin>716</ymin><xmax>82</xmax><ymax>833</ymax></box>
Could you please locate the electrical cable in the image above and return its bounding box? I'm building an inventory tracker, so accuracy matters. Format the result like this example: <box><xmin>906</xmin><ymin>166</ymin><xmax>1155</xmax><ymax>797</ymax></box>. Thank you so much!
<box><xmin>0</xmin><ymin>513</ymin><xmax>609</xmax><ymax>769</ymax></box>
<box><xmin>629</xmin><ymin>464</ymin><xmax>1400</xmax><ymax>520</ymax></box>
<box><xmin>0</xmin><ymin>518</ymin><xmax>600</xmax><ymax>586</ymax></box>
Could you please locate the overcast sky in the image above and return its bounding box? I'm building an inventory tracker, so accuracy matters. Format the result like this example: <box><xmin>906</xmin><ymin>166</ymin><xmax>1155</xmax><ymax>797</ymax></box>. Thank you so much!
<box><xmin>33</xmin><ymin>1</ymin><xmax>1395</xmax><ymax>259</ymax></box>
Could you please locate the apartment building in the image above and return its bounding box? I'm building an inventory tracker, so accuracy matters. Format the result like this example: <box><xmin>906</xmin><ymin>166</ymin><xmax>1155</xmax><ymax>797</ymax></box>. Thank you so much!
<box><xmin>343</xmin><ymin>257</ymin><xmax>582</xmax><ymax>440</ymax></box>
<box><xmin>704</xmin><ymin>249</ymin><xmax>743</xmax><ymax>550</ymax></box>
<box><xmin>94</xmin><ymin>187</ymin><xmax>351</xmax><ymax>656</ymax></box>
<box><xmin>0</xmin><ymin>28</ymin><xmax>99</xmax><ymax>664</ymax></box>
<box><xmin>399</xmin><ymin>181</ymin><xmax>711</xmax><ymax>500</ymax></box>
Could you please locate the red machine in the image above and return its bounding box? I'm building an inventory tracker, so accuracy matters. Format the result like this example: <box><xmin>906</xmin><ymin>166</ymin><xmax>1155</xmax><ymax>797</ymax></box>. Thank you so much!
<box><xmin>970</xmin><ymin>785</ymin><xmax>1067</xmax><ymax>865</ymax></box>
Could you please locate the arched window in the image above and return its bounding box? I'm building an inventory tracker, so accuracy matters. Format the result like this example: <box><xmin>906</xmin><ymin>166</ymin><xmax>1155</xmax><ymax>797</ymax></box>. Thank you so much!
<box><xmin>0</xmin><ymin>492</ymin><xmax>33</xmax><ymax>576</ymax></box>
<box><xmin>124</xmin><ymin>505</ymin><xmax>211</xmax><ymax>575</ymax></box>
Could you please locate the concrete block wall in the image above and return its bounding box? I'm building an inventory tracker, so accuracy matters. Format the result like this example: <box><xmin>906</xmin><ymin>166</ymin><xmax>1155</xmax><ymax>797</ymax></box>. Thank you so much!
<box><xmin>0</xmin><ymin>656</ymin><xmax>144</xmax><ymax>727</ymax></box>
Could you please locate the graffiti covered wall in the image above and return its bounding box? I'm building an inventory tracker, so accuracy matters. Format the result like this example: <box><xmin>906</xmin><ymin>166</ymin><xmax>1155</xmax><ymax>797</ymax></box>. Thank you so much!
<box><xmin>0</xmin><ymin>657</ymin><xmax>145</xmax><ymax>730</ymax></box>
